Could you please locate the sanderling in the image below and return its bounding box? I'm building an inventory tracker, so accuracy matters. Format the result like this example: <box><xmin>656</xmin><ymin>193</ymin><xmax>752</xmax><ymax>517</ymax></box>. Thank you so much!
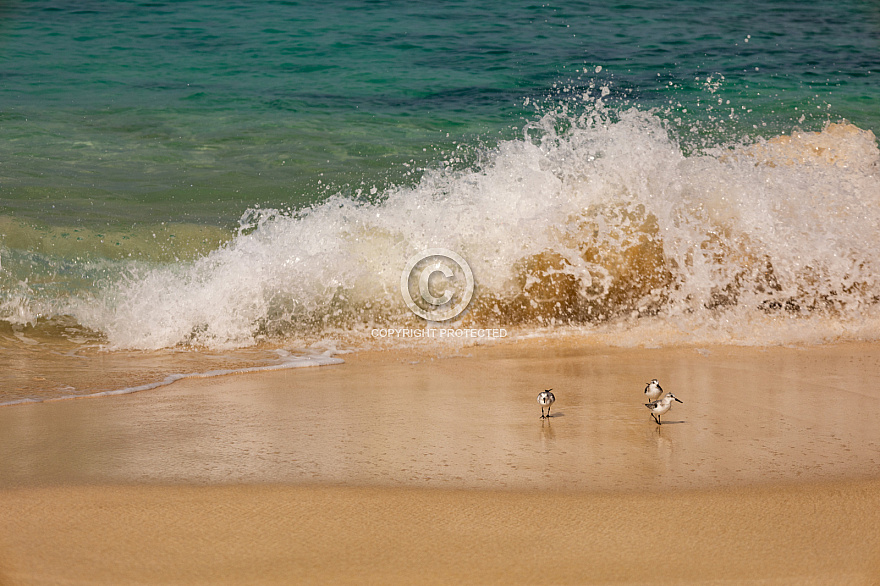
<box><xmin>538</xmin><ymin>389</ymin><xmax>556</xmax><ymax>419</ymax></box>
<box><xmin>645</xmin><ymin>393</ymin><xmax>683</xmax><ymax>425</ymax></box>
<box><xmin>644</xmin><ymin>379</ymin><xmax>663</xmax><ymax>402</ymax></box>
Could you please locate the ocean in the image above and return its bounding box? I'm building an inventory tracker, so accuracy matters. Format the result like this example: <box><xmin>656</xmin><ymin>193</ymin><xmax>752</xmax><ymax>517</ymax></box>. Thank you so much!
<box><xmin>1</xmin><ymin>0</ymin><xmax>879</xmax><ymax>403</ymax></box>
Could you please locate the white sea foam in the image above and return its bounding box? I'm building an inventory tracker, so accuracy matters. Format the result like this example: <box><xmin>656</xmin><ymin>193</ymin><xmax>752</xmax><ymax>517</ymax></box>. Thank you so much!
<box><xmin>0</xmin><ymin>349</ymin><xmax>344</xmax><ymax>407</ymax></box>
<box><xmin>7</xmin><ymin>108</ymin><xmax>880</xmax><ymax>349</ymax></box>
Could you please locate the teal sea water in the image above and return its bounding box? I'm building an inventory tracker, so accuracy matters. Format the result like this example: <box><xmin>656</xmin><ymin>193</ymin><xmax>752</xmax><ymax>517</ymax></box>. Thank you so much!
<box><xmin>3</xmin><ymin>1</ymin><xmax>879</xmax><ymax>227</ymax></box>
<box><xmin>1</xmin><ymin>0</ymin><xmax>879</xmax><ymax>401</ymax></box>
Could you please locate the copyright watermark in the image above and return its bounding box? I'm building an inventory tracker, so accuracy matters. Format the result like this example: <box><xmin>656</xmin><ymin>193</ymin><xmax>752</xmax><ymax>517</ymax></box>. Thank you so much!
<box><xmin>400</xmin><ymin>248</ymin><xmax>475</xmax><ymax>321</ymax></box>
<box><xmin>371</xmin><ymin>328</ymin><xmax>508</xmax><ymax>339</ymax></box>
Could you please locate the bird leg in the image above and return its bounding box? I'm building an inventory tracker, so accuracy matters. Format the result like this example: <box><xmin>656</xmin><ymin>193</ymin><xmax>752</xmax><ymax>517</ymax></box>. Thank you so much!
<box><xmin>540</xmin><ymin>407</ymin><xmax>545</xmax><ymax>419</ymax></box>
<box><xmin>546</xmin><ymin>406</ymin><xmax>551</xmax><ymax>418</ymax></box>
<box><xmin>651</xmin><ymin>413</ymin><xmax>658</xmax><ymax>424</ymax></box>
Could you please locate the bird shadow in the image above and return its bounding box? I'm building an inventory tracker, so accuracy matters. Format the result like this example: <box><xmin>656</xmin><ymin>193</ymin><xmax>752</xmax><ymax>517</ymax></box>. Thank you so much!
<box><xmin>654</xmin><ymin>420</ymin><xmax>686</xmax><ymax>425</ymax></box>
<box><xmin>544</xmin><ymin>412</ymin><xmax>565</xmax><ymax>418</ymax></box>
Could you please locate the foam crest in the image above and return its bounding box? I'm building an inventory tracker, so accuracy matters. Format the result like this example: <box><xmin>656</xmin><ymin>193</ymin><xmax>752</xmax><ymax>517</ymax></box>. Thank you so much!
<box><xmin>25</xmin><ymin>109</ymin><xmax>880</xmax><ymax>349</ymax></box>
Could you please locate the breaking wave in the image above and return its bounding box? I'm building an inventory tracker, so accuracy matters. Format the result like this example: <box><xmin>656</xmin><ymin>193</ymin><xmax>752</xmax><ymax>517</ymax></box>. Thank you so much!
<box><xmin>3</xmin><ymin>108</ymin><xmax>880</xmax><ymax>349</ymax></box>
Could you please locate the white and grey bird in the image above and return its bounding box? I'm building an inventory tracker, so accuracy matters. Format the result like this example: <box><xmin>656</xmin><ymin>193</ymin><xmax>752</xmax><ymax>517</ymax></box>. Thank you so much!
<box><xmin>538</xmin><ymin>389</ymin><xmax>556</xmax><ymax>419</ymax></box>
<box><xmin>644</xmin><ymin>379</ymin><xmax>663</xmax><ymax>402</ymax></box>
<box><xmin>645</xmin><ymin>393</ymin><xmax>683</xmax><ymax>425</ymax></box>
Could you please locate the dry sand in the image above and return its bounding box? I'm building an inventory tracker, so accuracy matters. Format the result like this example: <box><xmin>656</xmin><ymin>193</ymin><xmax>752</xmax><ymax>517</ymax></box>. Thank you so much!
<box><xmin>1</xmin><ymin>339</ymin><xmax>880</xmax><ymax>583</ymax></box>
<box><xmin>1</xmin><ymin>481</ymin><xmax>879</xmax><ymax>585</ymax></box>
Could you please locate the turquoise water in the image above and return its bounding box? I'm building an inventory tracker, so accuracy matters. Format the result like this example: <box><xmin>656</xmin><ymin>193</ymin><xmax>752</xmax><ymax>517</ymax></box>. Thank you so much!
<box><xmin>2</xmin><ymin>0</ymin><xmax>878</xmax><ymax>228</ymax></box>
<box><xmin>2</xmin><ymin>1</ymin><xmax>880</xmax><ymax>401</ymax></box>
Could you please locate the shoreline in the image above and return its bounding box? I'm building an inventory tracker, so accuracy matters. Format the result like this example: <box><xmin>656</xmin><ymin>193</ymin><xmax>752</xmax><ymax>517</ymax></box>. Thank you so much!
<box><xmin>3</xmin><ymin>339</ymin><xmax>880</xmax><ymax>583</ymax></box>
<box><xmin>2</xmin><ymin>339</ymin><xmax>879</xmax><ymax>491</ymax></box>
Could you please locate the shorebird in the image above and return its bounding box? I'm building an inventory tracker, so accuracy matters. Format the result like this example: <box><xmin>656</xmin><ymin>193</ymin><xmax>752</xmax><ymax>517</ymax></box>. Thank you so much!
<box><xmin>538</xmin><ymin>389</ymin><xmax>556</xmax><ymax>419</ymax></box>
<box><xmin>644</xmin><ymin>379</ymin><xmax>663</xmax><ymax>402</ymax></box>
<box><xmin>645</xmin><ymin>393</ymin><xmax>682</xmax><ymax>425</ymax></box>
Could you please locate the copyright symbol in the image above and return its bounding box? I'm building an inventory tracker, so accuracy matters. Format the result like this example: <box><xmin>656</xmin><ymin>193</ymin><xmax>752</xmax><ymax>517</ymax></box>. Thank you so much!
<box><xmin>400</xmin><ymin>248</ymin><xmax>475</xmax><ymax>321</ymax></box>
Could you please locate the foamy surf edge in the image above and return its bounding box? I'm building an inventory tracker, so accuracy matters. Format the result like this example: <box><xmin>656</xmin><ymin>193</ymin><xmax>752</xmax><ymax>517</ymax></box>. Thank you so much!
<box><xmin>0</xmin><ymin>350</ymin><xmax>344</xmax><ymax>407</ymax></box>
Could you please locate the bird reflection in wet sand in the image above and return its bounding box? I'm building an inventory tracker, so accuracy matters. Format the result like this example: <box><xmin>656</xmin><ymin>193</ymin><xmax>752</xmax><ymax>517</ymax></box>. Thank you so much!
<box><xmin>541</xmin><ymin>416</ymin><xmax>556</xmax><ymax>439</ymax></box>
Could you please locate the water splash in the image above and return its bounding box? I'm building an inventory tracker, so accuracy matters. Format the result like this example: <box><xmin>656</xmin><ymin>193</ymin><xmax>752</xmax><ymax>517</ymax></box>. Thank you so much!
<box><xmin>4</xmin><ymin>108</ymin><xmax>880</xmax><ymax>349</ymax></box>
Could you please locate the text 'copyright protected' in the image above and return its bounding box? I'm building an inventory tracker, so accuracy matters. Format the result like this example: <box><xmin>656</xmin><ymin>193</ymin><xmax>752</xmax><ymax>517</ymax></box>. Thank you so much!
<box><xmin>371</xmin><ymin>328</ymin><xmax>508</xmax><ymax>339</ymax></box>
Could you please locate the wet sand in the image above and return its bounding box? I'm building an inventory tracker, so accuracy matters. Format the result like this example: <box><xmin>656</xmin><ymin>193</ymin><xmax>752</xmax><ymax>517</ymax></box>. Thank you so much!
<box><xmin>1</xmin><ymin>340</ymin><xmax>880</xmax><ymax>583</ymax></box>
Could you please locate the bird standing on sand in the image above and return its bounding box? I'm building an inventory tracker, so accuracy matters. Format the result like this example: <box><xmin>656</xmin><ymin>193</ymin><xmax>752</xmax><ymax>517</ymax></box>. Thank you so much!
<box><xmin>645</xmin><ymin>393</ymin><xmax>683</xmax><ymax>425</ymax></box>
<box><xmin>644</xmin><ymin>379</ymin><xmax>663</xmax><ymax>402</ymax></box>
<box><xmin>538</xmin><ymin>389</ymin><xmax>555</xmax><ymax>419</ymax></box>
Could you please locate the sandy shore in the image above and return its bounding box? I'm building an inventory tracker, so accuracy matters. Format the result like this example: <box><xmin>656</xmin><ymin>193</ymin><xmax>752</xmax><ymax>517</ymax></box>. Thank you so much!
<box><xmin>2</xmin><ymin>339</ymin><xmax>880</xmax><ymax>583</ymax></box>
<box><xmin>2</xmin><ymin>481</ymin><xmax>879</xmax><ymax>585</ymax></box>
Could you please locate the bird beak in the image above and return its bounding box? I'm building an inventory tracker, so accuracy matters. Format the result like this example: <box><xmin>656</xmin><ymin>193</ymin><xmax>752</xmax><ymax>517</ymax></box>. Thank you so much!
<box><xmin>674</xmin><ymin>397</ymin><xmax>683</xmax><ymax>403</ymax></box>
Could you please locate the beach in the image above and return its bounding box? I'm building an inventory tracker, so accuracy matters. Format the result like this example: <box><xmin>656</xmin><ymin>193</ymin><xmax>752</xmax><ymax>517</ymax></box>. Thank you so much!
<box><xmin>3</xmin><ymin>1</ymin><xmax>880</xmax><ymax>583</ymax></box>
<box><xmin>2</xmin><ymin>339</ymin><xmax>880</xmax><ymax>583</ymax></box>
